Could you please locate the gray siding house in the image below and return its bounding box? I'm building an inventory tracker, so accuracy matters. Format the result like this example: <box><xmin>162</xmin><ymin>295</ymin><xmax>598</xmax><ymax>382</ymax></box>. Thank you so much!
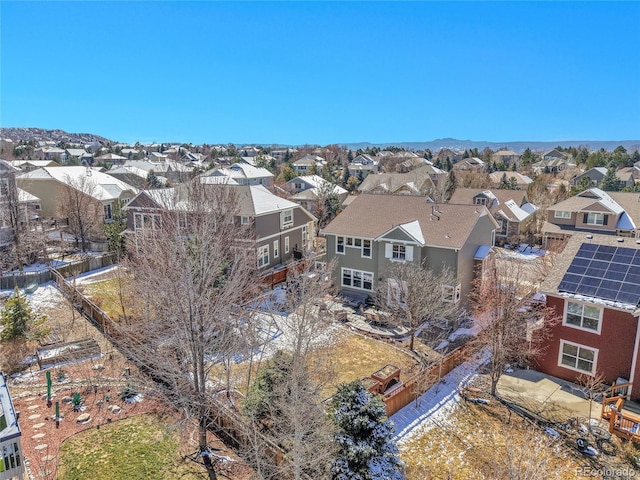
<box><xmin>322</xmin><ymin>194</ymin><xmax>498</xmax><ymax>308</ymax></box>
<box><xmin>124</xmin><ymin>183</ymin><xmax>316</xmax><ymax>272</ymax></box>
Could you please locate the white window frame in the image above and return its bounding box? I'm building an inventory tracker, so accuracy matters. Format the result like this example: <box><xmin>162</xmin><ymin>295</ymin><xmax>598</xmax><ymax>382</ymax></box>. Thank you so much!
<box><xmin>302</xmin><ymin>225</ymin><xmax>308</xmax><ymax>247</ymax></box>
<box><xmin>241</xmin><ymin>215</ymin><xmax>251</xmax><ymax>225</ymax></box>
<box><xmin>273</xmin><ymin>240</ymin><xmax>279</xmax><ymax>259</ymax></box>
<box><xmin>443</xmin><ymin>284</ymin><xmax>461</xmax><ymax>303</ymax></box>
<box><xmin>257</xmin><ymin>244</ymin><xmax>269</xmax><ymax>268</ymax></box>
<box><xmin>473</xmin><ymin>197</ymin><xmax>488</xmax><ymax>206</ymax></box>
<box><xmin>281</xmin><ymin>209</ymin><xmax>293</xmax><ymax>228</ymax></box>
<box><xmin>104</xmin><ymin>203</ymin><xmax>113</xmax><ymax>221</ymax></box>
<box><xmin>585</xmin><ymin>212</ymin><xmax>605</xmax><ymax>226</ymax></box>
<box><xmin>392</xmin><ymin>244</ymin><xmax>406</xmax><ymax>260</ymax></box>
<box><xmin>341</xmin><ymin>268</ymin><xmax>373</xmax><ymax>291</ymax></box>
<box><xmin>362</xmin><ymin>239</ymin><xmax>372</xmax><ymax>258</ymax></box>
<box><xmin>497</xmin><ymin>219</ymin><xmax>508</xmax><ymax>237</ymax></box>
<box><xmin>285</xmin><ymin>236</ymin><xmax>290</xmax><ymax>254</ymax></box>
<box><xmin>558</xmin><ymin>340</ymin><xmax>598</xmax><ymax>375</ymax></box>
<box><xmin>134</xmin><ymin>212</ymin><xmax>161</xmax><ymax>231</ymax></box>
<box><xmin>336</xmin><ymin>236</ymin><xmax>345</xmax><ymax>254</ymax></box>
<box><xmin>563</xmin><ymin>300</ymin><xmax>602</xmax><ymax>334</ymax></box>
<box><xmin>554</xmin><ymin>211</ymin><xmax>571</xmax><ymax>219</ymax></box>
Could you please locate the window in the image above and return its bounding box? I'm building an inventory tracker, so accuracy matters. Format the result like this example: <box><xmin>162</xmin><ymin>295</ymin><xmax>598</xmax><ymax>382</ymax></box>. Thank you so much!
<box><xmin>354</xmin><ymin>238</ymin><xmax>362</xmax><ymax>247</ymax></box>
<box><xmin>585</xmin><ymin>213</ymin><xmax>605</xmax><ymax>226</ymax></box>
<box><xmin>554</xmin><ymin>211</ymin><xmax>571</xmax><ymax>219</ymax></box>
<box><xmin>362</xmin><ymin>239</ymin><xmax>372</xmax><ymax>258</ymax></box>
<box><xmin>104</xmin><ymin>203</ymin><xmax>113</xmax><ymax>220</ymax></box>
<box><xmin>497</xmin><ymin>219</ymin><xmax>508</xmax><ymax>237</ymax></box>
<box><xmin>281</xmin><ymin>209</ymin><xmax>293</xmax><ymax>228</ymax></box>
<box><xmin>341</xmin><ymin>268</ymin><xmax>373</xmax><ymax>291</ymax></box>
<box><xmin>393</xmin><ymin>245</ymin><xmax>406</xmax><ymax>260</ymax></box>
<box><xmin>473</xmin><ymin>197</ymin><xmax>488</xmax><ymax>206</ymax></box>
<box><xmin>443</xmin><ymin>284</ymin><xmax>461</xmax><ymax>303</ymax></box>
<box><xmin>285</xmin><ymin>236</ymin><xmax>290</xmax><ymax>254</ymax></box>
<box><xmin>273</xmin><ymin>240</ymin><xmax>279</xmax><ymax>258</ymax></box>
<box><xmin>564</xmin><ymin>301</ymin><xmax>601</xmax><ymax>333</ymax></box>
<box><xmin>302</xmin><ymin>225</ymin><xmax>308</xmax><ymax>247</ymax></box>
<box><xmin>134</xmin><ymin>212</ymin><xmax>161</xmax><ymax>231</ymax></box>
<box><xmin>257</xmin><ymin>245</ymin><xmax>269</xmax><ymax>268</ymax></box>
<box><xmin>241</xmin><ymin>216</ymin><xmax>251</xmax><ymax>225</ymax></box>
<box><xmin>346</xmin><ymin>237</ymin><xmax>353</xmax><ymax>246</ymax></box>
<box><xmin>294</xmin><ymin>182</ymin><xmax>303</xmax><ymax>190</ymax></box>
<box><xmin>559</xmin><ymin>340</ymin><xmax>597</xmax><ymax>375</ymax></box>
<box><xmin>385</xmin><ymin>243</ymin><xmax>413</xmax><ymax>262</ymax></box>
<box><xmin>0</xmin><ymin>177</ymin><xmax>9</xmax><ymax>197</ymax></box>
<box><xmin>336</xmin><ymin>236</ymin><xmax>345</xmax><ymax>254</ymax></box>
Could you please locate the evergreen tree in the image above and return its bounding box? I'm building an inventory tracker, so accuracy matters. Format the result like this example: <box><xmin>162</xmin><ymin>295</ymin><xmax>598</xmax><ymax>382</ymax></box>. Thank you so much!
<box><xmin>444</xmin><ymin>157</ymin><xmax>452</xmax><ymax>172</ymax></box>
<box><xmin>600</xmin><ymin>167</ymin><xmax>620</xmax><ymax>192</ymax></box>
<box><xmin>443</xmin><ymin>170</ymin><xmax>456</xmax><ymax>201</ymax></box>
<box><xmin>146</xmin><ymin>169</ymin><xmax>162</xmax><ymax>188</ymax></box>
<box><xmin>342</xmin><ymin>166</ymin><xmax>350</xmax><ymax>187</ymax></box>
<box><xmin>330</xmin><ymin>381</ymin><xmax>404</xmax><ymax>480</ymax></box>
<box><xmin>1</xmin><ymin>288</ymin><xmax>48</xmax><ymax>342</ymax></box>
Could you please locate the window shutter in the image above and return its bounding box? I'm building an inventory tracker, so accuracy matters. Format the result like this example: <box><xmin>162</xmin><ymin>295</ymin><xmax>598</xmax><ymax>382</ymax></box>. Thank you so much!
<box><xmin>603</xmin><ymin>215</ymin><xmax>608</xmax><ymax>225</ymax></box>
<box><xmin>385</xmin><ymin>243</ymin><xmax>393</xmax><ymax>258</ymax></box>
<box><xmin>405</xmin><ymin>246</ymin><xmax>414</xmax><ymax>262</ymax></box>
<box><xmin>583</xmin><ymin>213</ymin><xmax>588</xmax><ymax>223</ymax></box>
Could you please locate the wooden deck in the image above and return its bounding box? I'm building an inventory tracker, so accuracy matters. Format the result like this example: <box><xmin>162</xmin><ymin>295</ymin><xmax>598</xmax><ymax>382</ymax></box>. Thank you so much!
<box><xmin>601</xmin><ymin>382</ymin><xmax>640</xmax><ymax>442</ymax></box>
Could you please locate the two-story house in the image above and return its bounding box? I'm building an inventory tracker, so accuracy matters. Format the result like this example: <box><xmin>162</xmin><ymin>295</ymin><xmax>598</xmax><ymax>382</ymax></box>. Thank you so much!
<box><xmin>291</xmin><ymin>155</ymin><xmax>326</xmax><ymax>175</ymax></box>
<box><xmin>542</xmin><ymin>188</ymin><xmax>640</xmax><ymax>248</ymax></box>
<box><xmin>17</xmin><ymin>166</ymin><xmax>137</xmax><ymax>226</ymax></box>
<box><xmin>322</xmin><ymin>194</ymin><xmax>498</xmax><ymax>308</ymax></box>
<box><xmin>448</xmin><ymin>188</ymin><xmax>537</xmax><ymax>241</ymax></box>
<box><xmin>283</xmin><ymin>175</ymin><xmax>348</xmax><ymax>211</ymax></box>
<box><xmin>534</xmin><ymin>233</ymin><xmax>640</xmax><ymax>400</ymax></box>
<box><xmin>357</xmin><ymin>165</ymin><xmax>445</xmax><ymax>195</ymax></box>
<box><xmin>204</xmin><ymin>161</ymin><xmax>274</xmax><ymax>187</ymax></box>
<box><xmin>124</xmin><ymin>182</ymin><xmax>316</xmax><ymax>273</ymax></box>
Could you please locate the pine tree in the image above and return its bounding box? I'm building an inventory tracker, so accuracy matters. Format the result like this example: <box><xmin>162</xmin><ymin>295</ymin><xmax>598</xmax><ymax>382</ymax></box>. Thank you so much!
<box><xmin>1</xmin><ymin>288</ymin><xmax>48</xmax><ymax>342</ymax></box>
<box><xmin>600</xmin><ymin>167</ymin><xmax>620</xmax><ymax>192</ymax></box>
<box><xmin>330</xmin><ymin>381</ymin><xmax>404</xmax><ymax>480</ymax></box>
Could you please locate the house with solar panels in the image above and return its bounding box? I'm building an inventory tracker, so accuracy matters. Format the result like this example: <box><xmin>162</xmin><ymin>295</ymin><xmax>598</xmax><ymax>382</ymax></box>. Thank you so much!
<box><xmin>535</xmin><ymin>233</ymin><xmax>640</xmax><ymax>399</ymax></box>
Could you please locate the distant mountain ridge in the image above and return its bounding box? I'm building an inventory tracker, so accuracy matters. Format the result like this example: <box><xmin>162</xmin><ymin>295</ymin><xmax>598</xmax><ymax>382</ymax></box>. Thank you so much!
<box><xmin>2</xmin><ymin>128</ymin><xmax>638</xmax><ymax>153</ymax></box>
<box><xmin>342</xmin><ymin>138</ymin><xmax>640</xmax><ymax>154</ymax></box>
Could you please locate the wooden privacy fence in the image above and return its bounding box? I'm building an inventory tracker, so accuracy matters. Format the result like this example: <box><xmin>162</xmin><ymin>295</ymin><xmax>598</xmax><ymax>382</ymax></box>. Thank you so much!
<box><xmin>1</xmin><ymin>252</ymin><xmax>117</xmax><ymax>290</ymax></box>
<box><xmin>382</xmin><ymin>345</ymin><xmax>472</xmax><ymax>417</ymax></box>
<box><xmin>51</xmin><ymin>268</ymin><xmax>312</xmax><ymax>479</ymax></box>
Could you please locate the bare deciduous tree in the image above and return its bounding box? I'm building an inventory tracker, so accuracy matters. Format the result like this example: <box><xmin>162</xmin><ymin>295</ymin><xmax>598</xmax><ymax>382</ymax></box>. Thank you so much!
<box><xmin>376</xmin><ymin>260</ymin><xmax>461</xmax><ymax>351</ymax></box>
<box><xmin>472</xmin><ymin>258</ymin><xmax>558</xmax><ymax>396</ymax></box>
<box><xmin>117</xmin><ymin>181</ymin><xmax>258</xmax><ymax>480</ymax></box>
<box><xmin>58</xmin><ymin>173</ymin><xmax>103</xmax><ymax>251</ymax></box>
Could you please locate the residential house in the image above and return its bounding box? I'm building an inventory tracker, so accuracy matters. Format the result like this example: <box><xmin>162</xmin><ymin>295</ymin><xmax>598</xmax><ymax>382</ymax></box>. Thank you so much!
<box><xmin>0</xmin><ymin>160</ymin><xmax>41</xmax><ymax>250</ymax></box>
<box><xmin>203</xmin><ymin>161</ymin><xmax>274</xmax><ymax>187</ymax></box>
<box><xmin>542</xmin><ymin>188</ymin><xmax>640</xmax><ymax>248</ymax></box>
<box><xmin>124</xmin><ymin>182</ymin><xmax>316</xmax><ymax>272</ymax></box>
<box><xmin>284</xmin><ymin>175</ymin><xmax>348</xmax><ymax>211</ymax></box>
<box><xmin>65</xmin><ymin>148</ymin><xmax>93</xmax><ymax>164</ymax></box>
<box><xmin>292</xmin><ymin>155</ymin><xmax>326</xmax><ymax>175</ymax></box>
<box><xmin>357</xmin><ymin>165</ymin><xmax>445</xmax><ymax>195</ymax></box>
<box><xmin>239</xmin><ymin>146</ymin><xmax>261</xmax><ymax>157</ymax></box>
<box><xmin>106</xmin><ymin>165</ymin><xmax>161</xmax><ymax>190</ymax></box>
<box><xmin>272</xmin><ymin>148</ymin><xmax>297</xmax><ymax>161</ymax></box>
<box><xmin>534</xmin><ymin>233</ymin><xmax>640</xmax><ymax>400</ymax></box>
<box><xmin>322</xmin><ymin>194</ymin><xmax>498</xmax><ymax>308</ymax></box>
<box><xmin>448</xmin><ymin>188</ymin><xmax>537</xmax><ymax>241</ymax></box>
<box><xmin>532</xmin><ymin>149</ymin><xmax>573</xmax><ymax>175</ymax></box>
<box><xmin>122</xmin><ymin>159</ymin><xmax>192</xmax><ymax>184</ymax></box>
<box><xmin>8</xmin><ymin>160</ymin><xmax>60</xmax><ymax>172</ymax></box>
<box><xmin>36</xmin><ymin>147</ymin><xmax>67</xmax><ymax>162</ymax></box>
<box><xmin>348</xmin><ymin>155</ymin><xmax>379</xmax><ymax>179</ymax></box>
<box><xmin>94</xmin><ymin>153</ymin><xmax>127</xmax><ymax>165</ymax></box>
<box><xmin>0</xmin><ymin>373</ymin><xmax>25</xmax><ymax>480</ymax></box>
<box><xmin>434</xmin><ymin>148</ymin><xmax>463</xmax><ymax>164</ymax></box>
<box><xmin>453</xmin><ymin>157</ymin><xmax>485</xmax><ymax>172</ymax></box>
<box><xmin>17</xmin><ymin>166</ymin><xmax>137</xmax><ymax>224</ymax></box>
<box><xmin>491</xmin><ymin>149</ymin><xmax>520</xmax><ymax>168</ymax></box>
<box><xmin>618</xmin><ymin>166</ymin><xmax>640</xmax><ymax>185</ymax></box>
<box><xmin>489</xmin><ymin>171</ymin><xmax>533</xmax><ymax>189</ymax></box>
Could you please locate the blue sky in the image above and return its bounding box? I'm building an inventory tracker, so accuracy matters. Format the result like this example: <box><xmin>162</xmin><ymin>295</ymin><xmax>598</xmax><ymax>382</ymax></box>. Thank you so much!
<box><xmin>2</xmin><ymin>1</ymin><xmax>639</xmax><ymax>145</ymax></box>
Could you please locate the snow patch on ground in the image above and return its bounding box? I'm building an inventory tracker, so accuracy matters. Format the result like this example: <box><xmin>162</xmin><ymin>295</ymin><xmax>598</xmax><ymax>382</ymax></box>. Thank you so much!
<box><xmin>0</xmin><ymin>282</ymin><xmax>66</xmax><ymax>311</ymax></box>
<box><xmin>498</xmin><ymin>244</ymin><xmax>546</xmax><ymax>262</ymax></box>
<box><xmin>73</xmin><ymin>265</ymin><xmax>120</xmax><ymax>285</ymax></box>
<box><xmin>392</xmin><ymin>350</ymin><xmax>489</xmax><ymax>446</ymax></box>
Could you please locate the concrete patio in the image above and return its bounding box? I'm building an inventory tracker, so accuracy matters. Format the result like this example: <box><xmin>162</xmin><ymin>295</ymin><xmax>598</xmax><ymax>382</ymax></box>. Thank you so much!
<box><xmin>497</xmin><ymin>368</ymin><xmax>600</xmax><ymax>423</ymax></box>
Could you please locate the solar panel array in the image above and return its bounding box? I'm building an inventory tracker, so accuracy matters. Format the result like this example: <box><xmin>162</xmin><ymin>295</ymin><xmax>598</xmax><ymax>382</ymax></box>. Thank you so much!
<box><xmin>558</xmin><ymin>242</ymin><xmax>640</xmax><ymax>306</ymax></box>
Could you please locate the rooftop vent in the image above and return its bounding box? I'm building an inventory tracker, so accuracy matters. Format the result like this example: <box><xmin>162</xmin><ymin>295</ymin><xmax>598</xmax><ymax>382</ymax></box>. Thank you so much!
<box><xmin>586</xmin><ymin>234</ymin><xmax>593</xmax><ymax>240</ymax></box>
<box><xmin>617</xmin><ymin>238</ymin><xmax>624</xmax><ymax>243</ymax></box>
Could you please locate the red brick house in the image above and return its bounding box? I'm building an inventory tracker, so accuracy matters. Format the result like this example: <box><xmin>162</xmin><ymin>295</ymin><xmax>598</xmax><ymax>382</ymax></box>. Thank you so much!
<box><xmin>535</xmin><ymin>233</ymin><xmax>640</xmax><ymax>399</ymax></box>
